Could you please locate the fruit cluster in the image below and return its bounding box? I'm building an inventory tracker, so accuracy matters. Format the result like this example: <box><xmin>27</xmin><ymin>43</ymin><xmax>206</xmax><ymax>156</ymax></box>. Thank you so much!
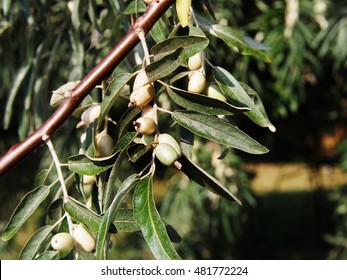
<box><xmin>51</xmin><ymin>224</ymin><xmax>95</xmax><ymax>254</ymax></box>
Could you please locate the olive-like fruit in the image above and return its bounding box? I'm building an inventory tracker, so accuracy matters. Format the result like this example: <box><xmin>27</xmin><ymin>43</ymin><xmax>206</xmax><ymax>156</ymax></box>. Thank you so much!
<box><xmin>188</xmin><ymin>71</ymin><xmax>206</xmax><ymax>94</ymax></box>
<box><xmin>155</xmin><ymin>143</ymin><xmax>180</xmax><ymax>166</ymax></box>
<box><xmin>157</xmin><ymin>134</ymin><xmax>182</xmax><ymax>157</ymax></box>
<box><xmin>133</xmin><ymin>69</ymin><xmax>150</xmax><ymax>91</ymax></box>
<box><xmin>51</xmin><ymin>232</ymin><xmax>75</xmax><ymax>253</ymax></box>
<box><xmin>206</xmin><ymin>84</ymin><xmax>227</xmax><ymax>102</ymax></box>
<box><xmin>73</xmin><ymin>225</ymin><xmax>96</xmax><ymax>253</ymax></box>
<box><xmin>96</xmin><ymin>132</ymin><xmax>114</xmax><ymax>157</ymax></box>
<box><xmin>176</xmin><ymin>0</ymin><xmax>191</xmax><ymax>28</ymax></box>
<box><xmin>144</xmin><ymin>0</ymin><xmax>154</xmax><ymax>4</ymax></box>
<box><xmin>134</xmin><ymin>117</ymin><xmax>156</xmax><ymax>135</ymax></box>
<box><xmin>188</xmin><ymin>52</ymin><xmax>203</xmax><ymax>71</ymax></box>
<box><xmin>81</xmin><ymin>104</ymin><xmax>101</xmax><ymax>126</ymax></box>
<box><xmin>129</xmin><ymin>84</ymin><xmax>155</xmax><ymax>107</ymax></box>
<box><xmin>83</xmin><ymin>175</ymin><xmax>94</xmax><ymax>185</ymax></box>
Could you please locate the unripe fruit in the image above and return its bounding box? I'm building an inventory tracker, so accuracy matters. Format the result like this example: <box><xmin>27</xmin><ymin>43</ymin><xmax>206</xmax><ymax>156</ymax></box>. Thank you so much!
<box><xmin>134</xmin><ymin>117</ymin><xmax>156</xmax><ymax>135</ymax></box>
<box><xmin>96</xmin><ymin>132</ymin><xmax>114</xmax><ymax>157</ymax></box>
<box><xmin>207</xmin><ymin>84</ymin><xmax>227</xmax><ymax>102</ymax></box>
<box><xmin>188</xmin><ymin>71</ymin><xmax>206</xmax><ymax>94</ymax></box>
<box><xmin>50</xmin><ymin>80</ymin><xmax>80</xmax><ymax>108</ymax></box>
<box><xmin>188</xmin><ymin>52</ymin><xmax>203</xmax><ymax>71</ymax></box>
<box><xmin>133</xmin><ymin>69</ymin><xmax>150</xmax><ymax>91</ymax></box>
<box><xmin>81</xmin><ymin>104</ymin><xmax>101</xmax><ymax>126</ymax></box>
<box><xmin>154</xmin><ymin>143</ymin><xmax>179</xmax><ymax>166</ymax></box>
<box><xmin>129</xmin><ymin>84</ymin><xmax>155</xmax><ymax>107</ymax></box>
<box><xmin>144</xmin><ymin>0</ymin><xmax>154</xmax><ymax>4</ymax></box>
<box><xmin>51</xmin><ymin>232</ymin><xmax>75</xmax><ymax>253</ymax></box>
<box><xmin>73</xmin><ymin>225</ymin><xmax>96</xmax><ymax>253</ymax></box>
<box><xmin>157</xmin><ymin>133</ymin><xmax>182</xmax><ymax>157</ymax></box>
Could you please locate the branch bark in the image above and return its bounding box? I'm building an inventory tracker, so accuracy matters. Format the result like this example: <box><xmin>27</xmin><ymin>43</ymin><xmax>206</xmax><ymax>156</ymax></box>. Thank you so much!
<box><xmin>0</xmin><ymin>0</ymin><xmax>175</xmax><ymax>177</ymax></box>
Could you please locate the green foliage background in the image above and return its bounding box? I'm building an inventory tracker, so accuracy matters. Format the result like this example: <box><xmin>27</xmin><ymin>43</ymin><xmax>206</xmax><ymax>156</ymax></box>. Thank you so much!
<box><xmin>1</xmin><ymin>0</ymin><xmax>347</xmax><ymax>259</ymax></box>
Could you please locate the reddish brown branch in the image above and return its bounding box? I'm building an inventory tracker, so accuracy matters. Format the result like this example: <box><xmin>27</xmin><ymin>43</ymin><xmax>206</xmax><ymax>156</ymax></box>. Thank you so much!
<box><xmin>0</xmin><ymin>0</ymin><xmax>174</xmax><ymax>176</ymax></box>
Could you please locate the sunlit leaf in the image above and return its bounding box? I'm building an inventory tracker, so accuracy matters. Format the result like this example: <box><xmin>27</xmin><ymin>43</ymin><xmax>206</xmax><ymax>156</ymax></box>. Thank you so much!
<box><xmin>134</xmin><ymin>176</ymin><xmax>181</xmax><ymax>260</ymax></box>
<box><xmin>166</xmin><ymin>86</ymin><xmax>246</xmax><ymax>115</ymax></box>
<box><xmin>172</xmin><ymin>110</ymin><xmax>268</xmax><ymax>154</ymax></box>
<box><xmin>1</xmin><ymin>185</ymin><xmax>50</xmax><ymax>241</ymax></box>
<box><xmin>213</xmin><ymin>66</ymin><xmax>274</xmax><ymax>130</ymax></box>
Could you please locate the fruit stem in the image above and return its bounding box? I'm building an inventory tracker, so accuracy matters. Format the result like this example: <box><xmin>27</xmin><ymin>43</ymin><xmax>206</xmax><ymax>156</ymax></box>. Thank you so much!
<box><xmin>137</xmin><ymin>29</ymin><xmax>151</xmax><ymax>66</ymax></box>
<box><xmin>44</xmin><ymin>137</ymin><xmax>74</xmax><ymax>235</ymax></box>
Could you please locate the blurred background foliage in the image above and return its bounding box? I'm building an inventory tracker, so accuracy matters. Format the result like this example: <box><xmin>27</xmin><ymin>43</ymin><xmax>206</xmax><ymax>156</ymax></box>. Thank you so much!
<box><xmin>1</xmin><ymin>0</ymin><xmax>347</xmax><ymax>259</ymax></box>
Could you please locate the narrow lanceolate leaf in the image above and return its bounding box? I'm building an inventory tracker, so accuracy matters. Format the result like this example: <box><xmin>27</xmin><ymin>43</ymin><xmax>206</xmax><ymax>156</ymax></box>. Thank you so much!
<box><xmin>172</xmin><ymin>110</ymin><xmax>269</xmax><ymax>154</ymax></box>
<box><xmin>67</xmin><ymin>152</ymin><xmax>119</xmax><ymax>176</ymax></box>
<box><xmin>114</xmin><ymin>208</ymin><xmax>140</xmax><ymax>232</ymax></box>
<box><xmin>179</xmin><ymin>156</ymin><xmax>241</xmax><ymax>204</ymax></box>
<box><xmin>35</xmin><ymin>251</ymin><xmax>60</xmax><ymax>260</ymax></box>
<box><xmin>134</xmin><ymin>176</ymin><xmax>181</xmax><ymax>260</ymax></box>
<box><xmin>145</xmin><ymin>48</ymin><xmax>185</xmax><ymax>83</ymax></box>
<box><xmin>209</xmin><ymin>24</ymin><xmax>271</xmax><ymax>63</ymax></box>
<box><xmin>63</xmin><ymin>197</ymin><xmax>117</xmax><ymax>234</ymax></box>
<box><xmin>98</xmin><ymin>73</ymin><xmax>132</xmax><ymax>127</ymax></box>
<box><xmin>1</xmin><ymin>185</ymin><xmax>50</xmax><ymax>241</ymax></box>
<box><xmin>96</xmin><ymin>174</ymin><xmax>139</xmax><ymax>260</ymax></box>
<box><xmin>19</xmin><ymin>225</ymin><xmax>54</xmax><ymax>260</ymax></box>
<box><xmin>213</xmin><ymin>66</ymin><xmax>274</xmax><ymax>130</ymax></box>
<box><xmin>68</xmin><ymin>132</ymin><xmax>137</xmax><ymax>175</ymax></box>
<box><xmin>151</xmin><ymin>36</ymin><xmax>208</xmax><ymax>60</ymax></box>
<box><xmin>166</xmin><ymin>86</ymin><xmax>246</xmax><ymax>116</ymax></box>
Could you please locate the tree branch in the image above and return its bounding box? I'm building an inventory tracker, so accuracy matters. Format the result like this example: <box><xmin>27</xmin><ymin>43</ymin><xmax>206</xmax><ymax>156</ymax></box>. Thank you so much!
<box><xmin>0</xmin><ymin>0</ymin><xmax>175</xmax><ymax>177</ymax></box>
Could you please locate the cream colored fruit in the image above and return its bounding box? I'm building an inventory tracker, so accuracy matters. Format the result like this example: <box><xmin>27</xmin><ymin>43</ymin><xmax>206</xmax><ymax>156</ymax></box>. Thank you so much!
<box><xmin>144</xmin><ymin>0</ymin><xmax>154</xmax><ymax>4</ymax></box>
<box><xmin>188</xmin><ymin>52</ymin><xmax>203</xmax><ymax>71</ymax></box>
<box><xmin>81</xmin><ymin>104</ymin><xmax>101</xmax><ymax>126</ymax></box>
<box><xmin>188</xmin><ymin>71</ymin><xmax>206</xmax><ymax>94</ymax></box>
<box><xmin>96</xmin><ymin>132</ymin><xmax>114</xmax><ymax>157</ymax></box>
<box><xmin>51</xmin><ymin>232</ymin><xmax>75</xmax><ymax>253</ymax></box>
<box><xmin>154</xmin><ymin>143</ymin><xmax>179</xmax><ymax>166</ymax></box>
<box><xmin>133</xmin><ymin>69</ymin><xmax>150</xmax><ymax>91</ymax></box>
<box><xmin>129</xmin><ymin>84</ymin><xmax>155</xmax><ymax>107</ymax></box>
<box><xmin>134</xmin><ymin>117</ymin><xmax>156</xmax><ymax>135</ymax></box>
<box><xmin>73</xmin><ymin>225</ymin><xmax>96</xmax><ymax>253</ymax></box>
<box><xmin>83</xmin><ymin>175</ymin><xmax>94</xmax><ymax>185</ymax></box>
<box><xmin>207</xmin><ymin>84</ymin><xmax>227</xmax><ymax>102</ymax></box>
<box><xmin>157</xmin><ymin>133</ymin><xmax>182</xmax><ymax>157</ymax></box>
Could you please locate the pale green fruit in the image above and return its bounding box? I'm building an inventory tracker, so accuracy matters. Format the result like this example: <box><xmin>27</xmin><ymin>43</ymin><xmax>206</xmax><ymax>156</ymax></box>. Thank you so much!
<box><xmin>158</xmin><ymin>133</ymin><xmax>182</xmax><ymax>157</ymax></box>
<box><xmin>207</xmin><ymin>84</ymin><xmax>227</xmax><ymax>102</ymax></box>
<box><xmin>51</xmin><ymin>232</ymin><xmax>75</xmax><ymax>253</ymax></box>
<box><xmin>96</xmin><ymin>132</ymin><xmax>114</xmax><ymax>157</ymax></box>
<box><xmin>176</xmin><ymin>0</ymin><xmax>192</xmax><ymax>28</ymax></box>
<box><xmin>129</xmin><ymin>84</ymin><xmax>155</xmax><ymax>107</ymax></box>
<box><xmin>50</xmin><ymin>80</ymin><xmax>80</xmax><ymax>108</ymax></box>
<box><xmin>134</xmin><ymin>117</ymin><xmax>156</xmax><ymax>135</ymax></box>
<box><xmin>81</xmin><ymin>104</ymin><xmax>101</xmax><ymax>126</ymax></box>
<box><xmin>188</xmin><ymin>71</ymin><xmax>206</xmax><ymax>94</ymax></box>
<box><xmin>154</xmin><ymin>143</ymin><xmax>179</xmax><ymax>166</ymax></box>
<box><xmin>73</xmin><ymin>225</ymin><xmax>96</xmax><ymax>253</ymax></box>
<box><xmin>188</xmin><ymin>52</ymin><xmax>203</xmax><ymax>71</ymax></box>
